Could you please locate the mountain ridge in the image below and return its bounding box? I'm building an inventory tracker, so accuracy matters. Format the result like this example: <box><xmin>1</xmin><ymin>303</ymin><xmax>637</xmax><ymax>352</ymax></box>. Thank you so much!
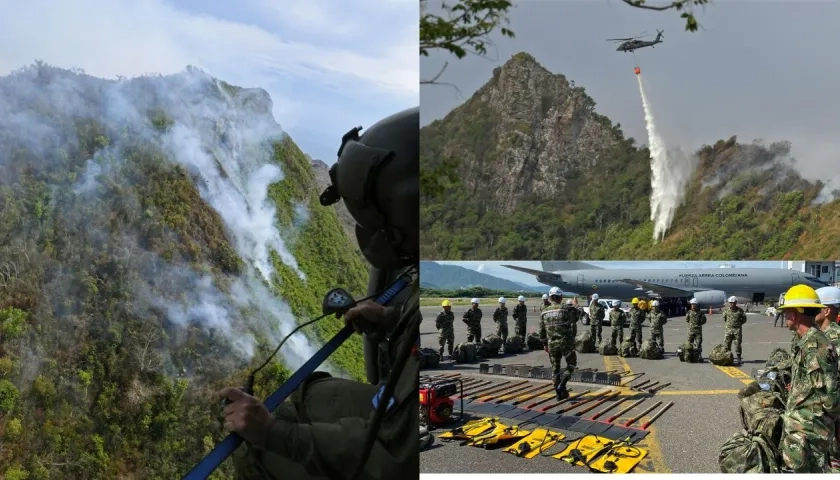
<box><xmin>420</xmin><ymin>52</ymin><xmax>840</xmax><ymax>260</ymax></box>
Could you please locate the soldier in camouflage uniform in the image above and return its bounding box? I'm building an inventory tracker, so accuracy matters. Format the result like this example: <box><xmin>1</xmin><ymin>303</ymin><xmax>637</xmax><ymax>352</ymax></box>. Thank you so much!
<box><xmin>777</xmin><ymin>285</ymin><xmax>840</xmax><ymax>473</ymax></box>
<box><xmin>723</xmin><ymin>296</ymin><xmax>748</xmax><ymax>365</ymax></box>
<box><xmin>589</xmin><ymin>294</ymin><xmax>605</xmax><ymax>344</ymax></box>
<box><xmin>463</xmin><ymin>298</ymin><xmax>483</xmax><ymax>343</ymax></box>
<box><xmin>649</xmin><ymin>301</ymin><xmax>667</xmax><ymax>350</ymax></box>
<box><xmin>540</xmin><ymin>287</ymin><xmax>577</xmax><ymax>401</ymax></box>
<box><xmin>436</xmin><ymin>300</ymin><xmax>455</xmax><ymax>358</ymax></box>
<box><xmin>628</xmin><ymin>298</ymin><xmax>645</xmax><ymax>350</ymax></box>
<box><xmin>493</xmin><ymin>297</ymin><xmax>509</xmax><ymax>351</ymax></box>
<box><xmin>816</xmin><ymin>286</ymin><xmax>840</xmax><ymax>472</ymax></box>
<box><xmin>609</xmin><ymin>301</ymin><xmax>627</xmax><ymax>347</ymax></box>
<box><xmin>513</xmin><ymin>295</ymin><xmax>528</xmax><ymax>341</ymax></box>
<box><xmin>686</xmin><ymin>298</ymin><xmax>707</xmax><ymax>358</ymax></box>
<box><xmin>540</xmin><ymin>294</ymin><xmax>551</xmax><ymax>312</ymax></box>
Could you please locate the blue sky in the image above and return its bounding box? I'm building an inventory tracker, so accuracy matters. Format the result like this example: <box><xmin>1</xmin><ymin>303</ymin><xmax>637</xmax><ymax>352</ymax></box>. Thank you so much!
<box><xmin>438</xmin><ymin>261</ymin><xmax>790</xmax><ymax>287</ymax></box>
<box><xmin>0</xmin><ymin>0</ymin><xmax>418</xmax><ymax>163</ymax></box>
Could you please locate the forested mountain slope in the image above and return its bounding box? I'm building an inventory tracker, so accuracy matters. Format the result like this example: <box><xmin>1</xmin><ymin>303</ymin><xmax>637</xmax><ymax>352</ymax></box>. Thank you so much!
<box><xmin>0</xmin><ymin>62</ymin><xmax>369</xmax><ymax>479</ymax></box>
<box><xmin>420</xmin><ymin>53</ymin><xmax>839</xmax><ymax>260</ymax></box>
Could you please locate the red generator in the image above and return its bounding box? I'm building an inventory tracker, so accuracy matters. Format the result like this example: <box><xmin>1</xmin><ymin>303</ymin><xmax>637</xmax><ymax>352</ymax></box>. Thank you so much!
<box><xmin>419</xmin><ymin>378</ymin><xmax>463</xmax><ymax>428</ymax></box>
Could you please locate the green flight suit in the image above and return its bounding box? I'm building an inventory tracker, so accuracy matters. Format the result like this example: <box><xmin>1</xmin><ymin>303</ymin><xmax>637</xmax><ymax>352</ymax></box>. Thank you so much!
<box><xmin>233</xmin><ymin>281</ymin><xmax>419</xmax><ymax>480</ymax></box>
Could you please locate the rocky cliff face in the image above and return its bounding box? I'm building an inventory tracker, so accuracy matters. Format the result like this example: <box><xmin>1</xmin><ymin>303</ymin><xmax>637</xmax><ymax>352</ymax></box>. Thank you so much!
<box><xmin>420</xmin><ymin>52</ymin><xmax>840</xmax><ymax>260</ymax></box>
<box><xmin>422</xmin><ymin>52</ymin><xmax>621</xmax><ymax>214</ymax></box>
<box><xmin>308</xmin><ymin>155</ymin><xmax>359</xmax><ymax>244</ymax></box>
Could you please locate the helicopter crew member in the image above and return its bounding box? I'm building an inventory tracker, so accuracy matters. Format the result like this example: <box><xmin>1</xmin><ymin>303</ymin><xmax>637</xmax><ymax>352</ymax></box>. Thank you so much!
<box><xmin>513</xmin><ymin>296</ymin><xmax>528</xmax><ymax>341</ymax></box>
<box><xmin>686</xmin><ymin>298</ymin><xmax>707</xmax><ymax>359</ymax></box>
<box><xmin>539</xmin><ymin>287</ymin><xmax>577</xmax><ymax>401</ymax></box>
<box><xmin>493</xmin><ymin>297</ymin><xmax>509</xmax><ymax>352</ymax></box>
<box><xmin>628</xmin><ymin>298</ymin><xmax>645</xmax><ymax>350</ymax></box>
<box><xmin>436</xmin><ymin>300</ymin><xmax>455</xmax><ymax>359</ymax></box>
<box><xmin>777</xmin><ymin>285</ymin><xmax>840</xmax><ymax>473</ymax></box>
<box><xmin>463</xmin><ymin>299</ymin><xmax>483</xmax><ymax>343</ymax></box>
<box><xmin>723</xmin><ymin>296</ymin><xmax>748</xmax><ymax>365</ymax></box>
<box><xmin>589</xmin><ymin>294</ymin><xmax>605</xmax><ymax>344</ymax></box>
<box><xmin>609</xmin><ymin>301</ymin><xmax>627</xmax><ymax>348</ymax></box>
<box><xmin>223</xmin><ymin>107</ymin><xmax>420</xmax><ymax>480</ymax></box>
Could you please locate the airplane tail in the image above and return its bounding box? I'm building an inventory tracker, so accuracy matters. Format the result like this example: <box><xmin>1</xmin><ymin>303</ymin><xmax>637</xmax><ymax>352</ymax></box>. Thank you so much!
<box><xmin>541</xmin><ymin>261</ymin><xmax>602</xmax><ymax>271</ymax></box>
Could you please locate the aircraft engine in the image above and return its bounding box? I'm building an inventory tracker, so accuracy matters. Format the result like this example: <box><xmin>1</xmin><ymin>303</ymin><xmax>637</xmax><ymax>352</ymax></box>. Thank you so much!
<box><xmin>692</xmin><ymin>290</ymin><xmax>727</xmax><ymax>309</ymax></box>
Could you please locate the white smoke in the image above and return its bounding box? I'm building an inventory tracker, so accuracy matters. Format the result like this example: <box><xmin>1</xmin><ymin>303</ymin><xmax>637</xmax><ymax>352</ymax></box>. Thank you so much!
<box><xmin>0</xmin><ymin>64</ymin><xmax>322</xmax><ymax>373</ymax></box>
<box><xmin>636</xmin><ymin>74</ymin><xmax>698</xmax><ymax>241</ymax></box>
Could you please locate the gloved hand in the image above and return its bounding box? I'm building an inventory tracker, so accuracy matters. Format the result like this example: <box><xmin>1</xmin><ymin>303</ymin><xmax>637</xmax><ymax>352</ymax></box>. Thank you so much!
<box><xmin>343</xmin><ymin>300</ymin><xmax>397</xmax><ymax>333</ymax></box>
<box><xmin>218</xmin><ymin>387</ymin><xmax>274</xmax><ymax>448</ymax></box>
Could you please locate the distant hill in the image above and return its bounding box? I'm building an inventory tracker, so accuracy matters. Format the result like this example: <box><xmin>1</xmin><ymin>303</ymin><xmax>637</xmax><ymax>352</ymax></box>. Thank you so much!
<box><xmin>420</xmin><ymin>52</ymin><xmax>840</xmax><ymax>260</ymax></box>
<box><xmin>420</xmin><ymin>261</ymin><xmax>543</xmax><ymax>292</ymax></box>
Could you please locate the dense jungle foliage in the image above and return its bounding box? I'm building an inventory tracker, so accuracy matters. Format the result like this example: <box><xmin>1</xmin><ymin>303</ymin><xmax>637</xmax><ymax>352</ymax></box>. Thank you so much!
<box><xmin>0</xmin><ymin>64</ymin><xmax>369</xmax><ymax>479</ymax></box>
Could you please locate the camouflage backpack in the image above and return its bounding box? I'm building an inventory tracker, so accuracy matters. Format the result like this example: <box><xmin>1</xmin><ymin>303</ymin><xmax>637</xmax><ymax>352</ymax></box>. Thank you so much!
<box><xmin>678</xmin><ymin>342</ymin><xmax>701</xmax><ymax>363</ymax></box>
<box><xmin>419</xmin><ymin>348</ymin><xmax>441</xmax><ymax>369</ymax></box>
<box><xmin>719</xmin><ymin>430</ymin><xmax>781</xmax><ymax>473</ymax></box>
<box><xmin>480</xmin><ymin>335</ymin><xmax>503</xmax><ymax>357</ymax></box>
<box><xmin>765</xmin><ymin>347</ymin><xmax>791</xmax><ymax>368</ymax></box>
<box><xmin>505</xmin><ymin>336</ymin><xmax>524</xmax><ymax>354</ymax></box>
<box><xmin>526</xmin><ymin>333</ymin><xmax>543</xmax><ymax>350</ymax></box>
<box><xmin>453</xmin><ymin>343</ymin><xmax>477</xmax><ymax>363</ymax></box>
<box><xmin>739</xmin><ymin>392</ymin><xmax>784</xmax><ymax>445</ymax></box>
<box><xmin>599</xmin><ymin>340</ymin><xmax>618</xmax><ymax>356</ymax></box>
<box><xmin>620</xmin><ymin>339</ymin><xmax>638</xmax><ymax>358</ymax></box>
<box><xmin>709</xmin><ymin>344</ymin><xmax>734</xmax><ymax>366</ymax></box>
<box><xmin>575</xmin><ymin>330</ymin><xmax>597</xmax><ymax>354</ymax></box>
<box><xmin>639</xmin><ymin>339</ymin><xmax>663</xmax><ymax>360</ymax></box>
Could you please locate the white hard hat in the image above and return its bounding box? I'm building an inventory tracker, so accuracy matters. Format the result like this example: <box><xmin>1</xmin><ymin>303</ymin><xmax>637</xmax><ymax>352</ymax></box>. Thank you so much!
<box><xmin>566</xmin><ymin>299</ymin><xmax>573</xmax><ymax>305</ymax></box>
<box><xmin>727</xmin><ymin>296</ymin><xmax>737</xmax><ymax>303</ymax></box>
<box><xmin>549</xmin><ymin>287</ymin><xmax>562</xmax><ymax>297</ymax></box>
<box><xmin>518</xmin><ymin>295</ymin><xmax>526</xmax><ymax>302</ymax></box>
<box><xmin>498</xmin><ymin>297</ymin><xmax>506</xmax><ymax>304</ymax></box>
<box><xmin>612</xmin><ymin>300</ymin><xmax>621</xmax><ymax>307</ymax></box>
<box><xmin>592</xmin><ymin>294</ymin><xmax>600</xmax><ymax>300</ymax></box>
<box><xmin>689</xmin><ymin>298</ymin><xmax>698</xmax><ymax>304</ymax></box>
<box><xmin>542</xmin><ymin>294</ymin><xmax>549</xmax><ymax>300</ymax></box>
<box><xmin>651</xmin><ymin>300</ymin><xmax>660</xmax><ymax>307</ymax></box>
<box><xmin>471</xmin><ymin>298</ymin><xmax>479</xmax><ymax>304</ymax></box>
<box><xmin>816</xmin><ymin>286</ymin><xmax>840</xmax><ymax>306</ymax></box>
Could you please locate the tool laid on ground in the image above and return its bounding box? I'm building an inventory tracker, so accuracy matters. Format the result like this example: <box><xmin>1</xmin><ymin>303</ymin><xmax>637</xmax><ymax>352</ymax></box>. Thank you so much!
<box><xmin>641</xmin><ymin>401</ymin><xmax>674</xmax><ymax>430</ymax></box>
<box><xmin>574</xmin><ymin>391</ymin><xmax>621</xmax><ymax>417</ymax></box>
<box><xmin>589</xmin><ymin>397</ymin><xmax>628</xmax><ymax>421</ymax></box>
<box><xmin>571</xmin><ymin>369</ymin><xmax>623</xmax><ymax>386</ymax></box>
<box><xmin>538</xmin><ymin>389</ymin><xmax>599</xmax><ymax>412</ymax></box>
<box><xmin>452</xmin><ymin>380</ymin><xmax>495</xmax><ymax>399</ymax></box>
<box><xmin>439</xmin><ymin>418</ymin><xmax>501</xmax><ymax>441</ymax></box>
<box><xmin>628</xmin><ymin>378</ymin><xmax>652</xmax><ymax>390</ymax></box>
<box><xmin>647</xmin><ymin>382</ymin><xmax>671</xmax><ymax>394</ymax></box>
<box><xmin>526</xmin><ymin>389</ymin><xmax>591</xmax><ymax>410</ymax></box>
<box><xmin>606</xmin><ymin>398</ymin><xmax>648</xmax><ymax>424</ymax></box>
<box><xmin>513</xmin><ymin>384</ymin><xmax>556</xmax><ymax>405</ymax></box>
<box><xmin>478</xmin><ymin>381</ymin><xmax>537</xmax><ymax>403</ymax></box>
<box><xmin>492</xmin><ymin>382</ymin><xmax>550</xmax><ymax>404</ymax></box>
<box><xmin>503</xmin><ymin>428</ymin><xmax>566</xmax><ymax>459</ymax></box>
<box><xmin>553</xmin><ymin>435</ymin><xmax>649</xmax><ymax>473</ymax></box>
<box><xmin>556</xmin><ymin>390</ymin><xmax>616</xmax><ymax>414</ymax></box>
<box><xmin>633</xmin><ymin>380</ymin><xmax>659</xmax><ymax>392</ymax></box>
<box><xmin>466</xmin><ymin>424</ymin><xmax>532</xmax><ymax>448</ymax></box>
<box><xmin>623</xmin><ymin>401</ymin><xmax>663</xmax><ymax>428</ymax></box>
<box><xmin>419</xmin><ymin>378</ymin><xmax>464</xmax><ymax>428</ymax></box>
<box><xmin>620</xmin><ymin>372</ymin><xmax>644</xmax><ymax>385</ymax></box>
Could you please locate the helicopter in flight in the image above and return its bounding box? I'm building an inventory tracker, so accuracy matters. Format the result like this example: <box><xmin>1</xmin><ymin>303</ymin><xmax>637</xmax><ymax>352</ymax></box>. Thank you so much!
<box><xmin>608</xmin><ymin>30</ymin><xmax>664</xmax><ymax>53</ymax></box>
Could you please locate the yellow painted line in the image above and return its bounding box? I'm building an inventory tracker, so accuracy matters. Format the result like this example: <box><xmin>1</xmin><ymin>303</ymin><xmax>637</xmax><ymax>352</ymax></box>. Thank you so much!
<box><xmin>714</xmin><ymin>365</ymin><xmax>754</xmax><ymax>387</ymax></box>
<box><xmin>633</xmin><ymin>422</ymin><xmax>670</xmax><ymax>473</ymax></box>
<box><xmin>657</xmin><ymin>389</ymin><xmax>739</xmax><ymax>396</ymax></box>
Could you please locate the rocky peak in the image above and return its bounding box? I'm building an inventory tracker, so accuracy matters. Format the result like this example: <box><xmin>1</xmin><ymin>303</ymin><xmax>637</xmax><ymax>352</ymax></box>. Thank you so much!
<box><xmin>424</xmin><ymin>52</ymin><xmax>621</xmax><ymax>214</ymax></box>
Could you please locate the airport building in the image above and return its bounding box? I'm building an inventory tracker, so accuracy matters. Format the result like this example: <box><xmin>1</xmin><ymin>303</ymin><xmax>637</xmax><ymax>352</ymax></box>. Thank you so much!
<box><xmin>784</xmin><ymin>260</ymin><xmax>840</xmax><ymax>285</ymax></box>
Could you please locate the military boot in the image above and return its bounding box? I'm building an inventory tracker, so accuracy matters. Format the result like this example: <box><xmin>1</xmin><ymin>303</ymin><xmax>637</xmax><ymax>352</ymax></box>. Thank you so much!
<box><xmin>439</xmin><ymin>347</ymin><xmax>444</xmax><ymax>358</ymax></box>
<box><xmin>735</xmin><ymin>355</ymin><xmax>742</xmax><ymax>366</ymax></box>
<box><xmin>554</xmin><ymin>372</ymin><xmax>571</xmax><ymax>402</ymax></box>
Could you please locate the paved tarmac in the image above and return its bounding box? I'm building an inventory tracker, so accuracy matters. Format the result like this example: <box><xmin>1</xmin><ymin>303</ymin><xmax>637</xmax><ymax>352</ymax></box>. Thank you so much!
<box><xmin>419</xmin><ymin>304</ymin><xmax>792</xmax><ymax>474</ymax></box>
